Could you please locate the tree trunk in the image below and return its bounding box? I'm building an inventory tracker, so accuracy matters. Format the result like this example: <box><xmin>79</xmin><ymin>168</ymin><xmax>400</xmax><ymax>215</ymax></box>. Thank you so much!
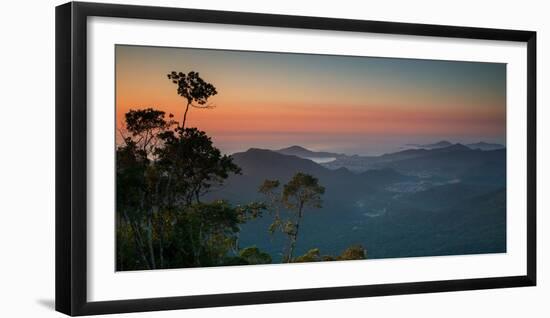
<box><xmin>153</xmin><ymin>179</ymin><xmax>164</xmax><ymax>269</ymax></box>
<box><xmin>122</xmin><ymin>210</ymin><xmax>151</xmax><ymax>269</ymax></box>
<box><xmin>147</xmin><ymin>216</ymin><xmax>156</xmax><ymax>269</ymax></box>
<box><xmin>286</xmin><ymin>201</ymin><xmax>304</xmax><ymax>263</ymax></box>
<box><xmin>159</xmin><ymin>218</ymin><xmax>164</xmax><ymax>268</ymax></box>
<box><xmin>182</xmin><ymin>102</ymin><xmax>191</xmax><ymax>128</ymax></box>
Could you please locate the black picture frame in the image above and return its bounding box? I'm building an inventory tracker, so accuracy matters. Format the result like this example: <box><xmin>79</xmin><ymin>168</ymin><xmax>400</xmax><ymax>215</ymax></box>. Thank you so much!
<box><xmin>55</xmin><ymin>1</ymin><xmax>537</xmax><ymax>316</ymax></box>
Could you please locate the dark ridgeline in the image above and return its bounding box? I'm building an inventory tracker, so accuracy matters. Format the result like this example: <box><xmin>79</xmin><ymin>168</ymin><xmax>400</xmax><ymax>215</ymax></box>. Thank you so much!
<box><xmin>406</xmin><ymin>140</ymin><xmax>504</xmax><ymax>151</ymax></box>
<box><xmin>276</xmin><ymin>145</ymin><xmax>346</xmax><ymax>159</ymax></box>
<box><xmin>210</xmin><ymin>143</ymin><xmax>506</xmax><ymax>260</ymax></box>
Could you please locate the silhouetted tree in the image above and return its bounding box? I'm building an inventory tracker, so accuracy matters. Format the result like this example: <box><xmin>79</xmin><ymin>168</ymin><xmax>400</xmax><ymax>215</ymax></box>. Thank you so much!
<box><xmin>282</xmin><ymin>173</ymin><xmax>325</xmax><ymax>262</ymax></box>
<box><xmin>258</xmin><ymin>180</ymin><xmax>283</xmax><ymax>234</ymax></box>
<box><xmin>167</xmin><ymin>71</ymin><xmax>218</xmax><ymax>128</ymax></box>
<box><xmin>117</xmin><ymin>72</ymin><xmax>367</xmax><ymax>270</ymax></box>
<box><xmin>156</xmin><ymin>127</ymin><xmax>241</xmax><ymax>206</ymax></box>
<box><xmin>116</xmin><ymin>139</ymin><xmax>151</xmax><ymax>269</ymax></box>
<box><xmin>117</xmin><ymin>109</ymin><xmax>175</xmax><ymax>269</ymax></box>
<box><xmin>119</xmin><ymin>108</ymin><xmax>176</xmax><ymax>158</ymax></box>
<box><xmin>259</xmin><ymin>173</ymin><xmax>325</xmax><ymax>263</ymax></box>
<box><xmin>117</xmin><ymin>106</ymin><xmax>261</xmax><ymax>270</ymax></box>
<box><xmin>232</xmin><ymin>202</ymin><xmax>267</xmax><ymax>254</ymax></box>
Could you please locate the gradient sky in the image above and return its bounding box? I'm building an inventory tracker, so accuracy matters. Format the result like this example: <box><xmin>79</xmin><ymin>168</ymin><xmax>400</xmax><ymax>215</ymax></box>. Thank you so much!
<box><xmin>116</xmin><ymin>45</ymin><xmax>506</xmax><ymax>155</ymax></box>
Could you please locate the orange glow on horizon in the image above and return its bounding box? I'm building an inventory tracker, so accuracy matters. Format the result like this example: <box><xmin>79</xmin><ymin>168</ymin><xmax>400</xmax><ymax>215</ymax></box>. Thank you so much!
<box><xmin>115</xmin><ymin>45</ymin><xmax>506</xmax><ymax>154</ymax></box>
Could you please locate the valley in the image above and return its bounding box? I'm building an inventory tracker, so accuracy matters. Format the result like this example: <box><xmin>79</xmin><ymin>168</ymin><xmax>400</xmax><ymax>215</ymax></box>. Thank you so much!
<box><xmin>205</xmin><ymin>142</ymin><xmax>506</xmax><ymax>261</ymax></box>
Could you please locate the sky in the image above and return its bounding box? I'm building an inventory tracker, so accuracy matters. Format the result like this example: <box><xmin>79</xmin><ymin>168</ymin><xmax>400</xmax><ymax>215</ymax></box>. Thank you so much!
<box><xmin>116</xmin><ymin>45</ymin><xmax>506</xmax><ymax>155</ymax></box>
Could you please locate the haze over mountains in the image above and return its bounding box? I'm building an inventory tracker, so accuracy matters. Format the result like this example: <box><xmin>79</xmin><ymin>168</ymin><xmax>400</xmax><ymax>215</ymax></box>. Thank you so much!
<box><xmin>276</xmin><ymin>145</ymin><xmax>346</xmax><ymax>159</ymax></box>
<box><xmin>277</xmin><ymin>141</ymin><xmax>506</xmax><ymax>174</ymax></box>
<box><xmin>205</xmin><ymin>142</ymin><xmax>506</xmax><ymax>261</ymax></box>
<box><xmin>405</xmin><ymin>140</ymin><xmax>505</xmax><ymax>151</ymax></box>
<box><xmin>276</xmin><ymin>141</ymin><xmax>505</xmax><ymax>164</ymax></box>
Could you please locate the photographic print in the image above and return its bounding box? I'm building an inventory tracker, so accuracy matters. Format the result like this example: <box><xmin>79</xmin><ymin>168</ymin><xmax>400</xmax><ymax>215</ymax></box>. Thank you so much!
<box><xmin>115</xmin><ymin>45</ymin><xmax>506</xmax><ymax>271</ymax></box>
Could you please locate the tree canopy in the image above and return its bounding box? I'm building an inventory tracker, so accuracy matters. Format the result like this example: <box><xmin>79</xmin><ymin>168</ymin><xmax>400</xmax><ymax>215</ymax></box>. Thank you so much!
<box><xmin>116</xmin><ymin>70</ymin><xmax>367</xmax><ymax>270</ymax></box>
<box><xmin>167</xmin><ymin>71</ymin><xmax>218</xmax><ymax>128</ymax></box>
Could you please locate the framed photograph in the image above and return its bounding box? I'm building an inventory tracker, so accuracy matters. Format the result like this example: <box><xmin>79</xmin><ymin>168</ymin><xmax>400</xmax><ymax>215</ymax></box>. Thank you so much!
<box><xmin>55</xmin><ymin>1</ymin><xmax>536</xmax><ymax>316</ymax></box>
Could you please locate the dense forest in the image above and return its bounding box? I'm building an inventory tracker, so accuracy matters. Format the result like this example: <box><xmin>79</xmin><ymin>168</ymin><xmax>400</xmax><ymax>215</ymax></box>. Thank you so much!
<box><xmin>116</xmin><ymin>71</ymin><xmax>366</xmax><ymax>271</ymax></box>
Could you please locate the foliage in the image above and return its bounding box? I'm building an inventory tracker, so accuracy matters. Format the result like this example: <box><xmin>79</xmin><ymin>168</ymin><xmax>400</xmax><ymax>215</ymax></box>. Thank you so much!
<box><xmin>120</xmin><ymin>108</ymin><xmax>176</xmax><ymax>157</ymax></box>
<box><xmin>337</xmin><ymin>245</ymin><xmax>367</xmax><ymax>260</ymax></box>
<box><xmin>116</xmin><ymin>97</ymin><xmax>246</xmax><ymax>270</ymax></box>
<box><xmin>259</xmin><ymin>173</ymin><xmax>326</xmax><ymax>262</ymax></box>
<box><xmin>124</xmin><ymin>108</ymin><xmax>174</xmax><ymax>138</ymax></box>
<box><xmin>155</xmin><ymin>127</ymin><xmax>241</xmax><ymax>205</ymax></box>
<box><xmin>169</xmin><ymin>201</ymin><xmax>242</xmax><ymax>267</ymax></box>
<box><xmin>167</xmin><ymin>71</ymin><xmax>218</xmax><ymax>128</ymax></box>
<box><xmin>293</xmin><ymin>248</ymin><xmax>322</xmax><ymax>263</ymax></box>
<box><xmin>116</xmin><ymin>70</ymin><xmax>367</xmax><ymax>270</ymax></box>
<box><xmin>294</xmin><ymin>245</ymin><xmax>367</xmax><ymax>263</ymax></box>
<box><xmin>238</xmin><ymin>247</ymin><xmax>272</xmax><ymax>265</ymax></box>
<box><xmin>282</xmin><ymin>172</ymin><xmax>325</xmax><ymax>211</ymax></box>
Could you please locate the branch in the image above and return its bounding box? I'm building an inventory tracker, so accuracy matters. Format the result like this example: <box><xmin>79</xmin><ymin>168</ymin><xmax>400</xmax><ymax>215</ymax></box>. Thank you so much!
<box><xmin>190</xmin><ymin>102</ymin><xmax>216</xmax><ymax>109</ymax></box>
<box><xmin>117</xmin><ymin>127</ymin><xmax>129</xmax><ymax>144</ymax></box>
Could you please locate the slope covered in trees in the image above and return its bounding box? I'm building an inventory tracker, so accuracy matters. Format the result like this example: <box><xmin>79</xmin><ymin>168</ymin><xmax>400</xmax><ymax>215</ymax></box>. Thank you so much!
<box><xmin>116</xmin><ymin>71</ymin><xmax>366</xmax><ymax>270</ymax></box>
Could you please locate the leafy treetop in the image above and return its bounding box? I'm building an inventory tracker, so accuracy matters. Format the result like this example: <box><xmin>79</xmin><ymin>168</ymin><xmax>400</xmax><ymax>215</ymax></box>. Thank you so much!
<box><xmin>167</xmin><ymin>71</ymin><xmax>218</xmax><ymax>128</ymax></box>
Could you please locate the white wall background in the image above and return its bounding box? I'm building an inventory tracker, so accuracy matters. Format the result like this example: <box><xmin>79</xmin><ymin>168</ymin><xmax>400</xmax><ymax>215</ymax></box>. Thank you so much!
<box><xmin>0</xmin><ymin>0</ymin><xmax>547</xmax><ymax>316</ymax></box>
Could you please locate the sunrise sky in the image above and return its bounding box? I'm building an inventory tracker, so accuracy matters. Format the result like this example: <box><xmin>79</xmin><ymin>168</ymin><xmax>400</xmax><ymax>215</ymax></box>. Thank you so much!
<box><xmin>115</xmin><ymin>45</ymin><xmax>506</xmax><ymax>155</ymax></box>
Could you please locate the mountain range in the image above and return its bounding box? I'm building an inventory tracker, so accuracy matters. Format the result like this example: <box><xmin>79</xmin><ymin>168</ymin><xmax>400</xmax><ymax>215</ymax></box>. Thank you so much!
<box><xmin>273</xmin><ymin>142</ymin><xmax>505</xmax><ymax>173</ymax></box>
<box><xmin>322</xmin><ymin>142</ymin><xmax>505</xmax><ymax>174</ymax></box>
<box><xmin>406</xmin><ymin>140</ymin><xmax>505</xmax><ymax>151</ymax></box>
<box><xmin>205</xmin><ymin>143</ymin><xmax>506</xmax><ymax>261</ymax></box>
<box><xmin>276</xmin><ymin>145</ymin><xmax>344</xmax><ymax>159</ymax></box>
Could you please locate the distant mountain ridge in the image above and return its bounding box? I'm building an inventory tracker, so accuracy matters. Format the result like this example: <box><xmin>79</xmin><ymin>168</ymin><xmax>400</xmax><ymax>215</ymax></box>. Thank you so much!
<box><xmin>276</xmin><ymin>145</ymin><xmax>344</xmax><ymax>159</ymax></box>
<box><xmin>406</xmin><ymin>140</ymin><xmax>504</xmax><ymax>151</ymax></box>
<box><xmin>380</xmin><ymin>143</ymin><xmax>471</xmax><ymax>161</ymax></box>
<box><xmin>405</xmin><ymin>140</ymin><xmax>453</xmax><ymax>149</ymax></box>
<box><xmin>232</xmin><ymin>148</ymin><xmax>335</xmax><ymax>178</ymax></box>
<box><xmin>214</xmin><ymin>144</ymin><xmax>506</xmax><ymax>260</ymax></box>
<box><xmin>225</xmin><ymin>143</ymin><xmax>504</xmax><ymax>193</ymax></box>
<box><xmin>466</xmin><ymin>142</ymin><xmax>505</xmax><ymax>151</ymax></box>
<box><xmin>243</xmin><ymin>143</ymin><xmax>506</xmax><ymax>175</ymax></box>
<box><xmin>215</xmin><ymin>147</ymin><xmax>375</xmax><ymax>204</ymax></box>
<box><xmin>275</xmin><ymin>142</ymin><xmax>504</xmax><ymax>166</ymax></box>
